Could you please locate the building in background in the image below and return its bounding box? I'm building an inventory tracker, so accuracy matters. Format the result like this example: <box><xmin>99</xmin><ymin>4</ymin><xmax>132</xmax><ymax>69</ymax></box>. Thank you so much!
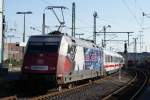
<box><xmin>127</xmin><ymin>52</ymin><xmax>150</xmax><ymax>66</ymax></box>
<box><xmin>4</xmin><ymin>43</ymin><xmax>23</xmax><ymax>62</ymax></box>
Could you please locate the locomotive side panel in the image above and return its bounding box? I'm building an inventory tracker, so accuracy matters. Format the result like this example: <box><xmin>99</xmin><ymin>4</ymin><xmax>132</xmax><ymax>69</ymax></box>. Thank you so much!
<box><xmin>61</xmin><ymin>47</ymin><xmax>102</xmax><ymax>84</ymax></box>
<box><xmin>74</xmin><ymin>46</ymin><xmax>84</xmax><ymax>71</ymax></box>
<box><xmin>57</xmin><ymin>36</ymin><xmax>102</xmax><ymax>84</ymax></box>
<box><xmin>63</xmin><ymin>45</ymin><xmax>85</xmax><ymax>83</ymax></box>
<box><xmin>84</xmin><ymin>48</ymin><xmax>101</xmax><ymax>77</ymax></box>
<box><xmin>56</xmin><ymin>36</ymin><xmax>69</xmax><ymax>79</ymax></box>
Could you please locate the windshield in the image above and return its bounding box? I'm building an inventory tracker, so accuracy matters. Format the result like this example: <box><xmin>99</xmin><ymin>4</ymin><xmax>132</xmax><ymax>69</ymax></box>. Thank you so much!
<box><xmin>26</xmin><ymin>42</ymin><xmax>59</xmax><ymax>53</ymax></box>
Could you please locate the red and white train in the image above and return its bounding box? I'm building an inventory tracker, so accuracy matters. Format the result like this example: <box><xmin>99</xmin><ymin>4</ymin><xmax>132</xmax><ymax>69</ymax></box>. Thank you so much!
<box><xmin>22</xmin><ymin>31</ymin><xmax>124</xmax><ymax>88</ymax></box>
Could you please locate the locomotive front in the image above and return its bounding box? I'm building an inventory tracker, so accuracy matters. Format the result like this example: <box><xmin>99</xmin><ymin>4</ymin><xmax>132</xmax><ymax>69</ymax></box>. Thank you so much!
<box><xmin>22</xmin><ymin>35</ymin><xmax>62</xmax><ymax>82</ymax></box>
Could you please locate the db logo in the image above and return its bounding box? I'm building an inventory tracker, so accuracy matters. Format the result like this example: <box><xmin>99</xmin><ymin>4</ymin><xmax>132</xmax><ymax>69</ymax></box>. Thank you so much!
<box><xmin>37</xmin><ymin>59</ymin><xmax>44</xmax><ymax>64</ymax></box>
<box><xmin>39</xmin><ymin>53</ymin><xmax>44</xmax><ymax>57</ymax></box>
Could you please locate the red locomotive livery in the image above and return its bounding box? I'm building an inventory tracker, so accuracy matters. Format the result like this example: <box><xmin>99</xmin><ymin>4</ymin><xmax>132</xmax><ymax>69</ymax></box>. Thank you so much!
<box><xmin>22</xmin><ymin>32</ymin><xmax>124</xmax><ymax>89</ymax></box>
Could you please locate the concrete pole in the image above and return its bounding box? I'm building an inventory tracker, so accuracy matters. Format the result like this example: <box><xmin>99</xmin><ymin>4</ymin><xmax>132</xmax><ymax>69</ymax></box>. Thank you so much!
<box><xmin>72</xmin><ymin>2</ymin><xmax>75</xmax><ymax>37</ymax></box>
<box><xmin>23</xmin><ymin>14</ymin><xmax>25</xmax><ymax>43</ymax></box>
<box><xmin>93</xmin><ymin>12</ymin><xmax>97</xmax><ymax>44</ymax></box>
<box><xmin>103</xmin><ymin>26</ymin><xmax>106</xmax><ymax>48</ymax></box>
<box><xmin>42</xmin><ymin>13</ymin><xmax>45</xmax><ymax>35</ymax></box>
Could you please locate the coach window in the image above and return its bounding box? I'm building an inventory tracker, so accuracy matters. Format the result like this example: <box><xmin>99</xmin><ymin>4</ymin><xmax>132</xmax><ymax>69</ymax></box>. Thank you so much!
<box><xmin>118</xmin><ymin>57</ymin><xmax>120</xmax><ymax>63</ymax></box>
<box><xmin>121</xmin><ymin>58</ymin><xmax>123</xmax><ymax>63</ymax></box>
<box><xmin>108</xmin><ymin>55</ymin><xmax>111</xmax><ymax>62</ymax></box>
<box><xmin>107</xmin><ymin>55</ymin><xmax>109</xmax><ymax>62</ymax></box>
<box><xmin>116</xmin><ymin>57</ymin><xmax>118</xmax><ymax>62</ymax></box>
<box><xmin>110</xmin><ymin>56</ymin><xmax>112</xmax><ymax>62</ymax></box>
<box><xmin>117</xmin><ymin>57</ymin><xmax>119</xmax><ymax>62</ymax></box>
<box><xmin>116</xmin><ymin>57</ymin><xmax>118</xmax><ymax>63</ymax></box>
<box><xmin>115</xmin><ymin>57</ymin><xmax>117</xmax><ymax>62</ymax></box>
<box><xmin>105</xmin><ymin>55</ymin><xmax>107</xmax><ymax>62</ymax></box>
<box><xmin>106</xmin><ymin>55</ymin><xmax>108</xmax><ymax>62</ymax></box>
<box><xmin>112</xmin><ymin>56</ymin><xmax>114</xmax><ymax>63</ymax></box>
<box><xmin>115</xmin><ymin>57</ymin><xmax>117</xmax><ymax>63</ymax></box>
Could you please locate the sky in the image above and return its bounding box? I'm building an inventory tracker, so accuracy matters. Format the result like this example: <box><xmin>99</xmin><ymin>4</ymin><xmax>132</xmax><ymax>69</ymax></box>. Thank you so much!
<box><xmin>4</xmin><ymin>0</ymin><xmax>150</xmax><ymax>52</ymax></box>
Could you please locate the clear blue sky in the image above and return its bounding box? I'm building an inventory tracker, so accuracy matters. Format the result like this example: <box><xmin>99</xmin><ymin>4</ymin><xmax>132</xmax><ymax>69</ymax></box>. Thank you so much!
<box><xmin>4</xmin><ymin>0</ymin><xmax>150</xmax><ymax>52</ymax></box>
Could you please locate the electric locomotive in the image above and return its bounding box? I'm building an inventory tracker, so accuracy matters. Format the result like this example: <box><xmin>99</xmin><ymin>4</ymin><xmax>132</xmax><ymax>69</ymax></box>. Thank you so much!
<box><xmin>22</xmin><ymin>31</ymin><xmax>124</xmax><ymax>88</ymax></box>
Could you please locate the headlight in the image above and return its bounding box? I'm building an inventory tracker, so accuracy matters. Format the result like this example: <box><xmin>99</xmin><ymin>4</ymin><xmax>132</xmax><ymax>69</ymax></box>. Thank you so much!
<box><xmin>24</xmin><ymin>66</ymin><xmax>30</xmax><ymax>69</ymax></box>
<box><xmin>49</xmin><ymin>67</ymin><xmax>56</xmax><ymax>70</ymax></box>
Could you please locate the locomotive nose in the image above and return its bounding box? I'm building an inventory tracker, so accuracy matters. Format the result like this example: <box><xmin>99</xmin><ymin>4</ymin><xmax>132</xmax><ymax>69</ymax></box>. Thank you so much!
<box><xmin>22</xmin><ymin>53</ymin><xmax>58</xmax><ymax>74</ymax></box>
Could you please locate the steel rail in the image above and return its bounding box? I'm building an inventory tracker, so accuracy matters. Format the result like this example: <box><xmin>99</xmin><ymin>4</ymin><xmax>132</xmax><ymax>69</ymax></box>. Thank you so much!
<box><xmin>129</xmin><ymin>70</ymin><xmax>148</xmax><ymax>100</ymax></box>
<box><xmin>102</xmin><ymin>69</ymin><xmax>148</xmax><ymax>100</ymax></box>
<box><xmin>28</xmin><ymin>82</ymin><xmax>90</xmax><ymax>100</ymax></box>
<box><xmin>0</xmin><ymin>96</ymin><xmax>17</xmax><ymax>100</ymax></box>
<box><xmin>28</xmin><ymin>72</ymin><xmax>121</xmax><ymax>100</ymax></box>
<box><xmin>102</xmin><ymin>71</ymin><xmax>137</xmax><ymax>100</ymax></box>
<box><xmin>0</xmin><ymin>71</ymin><xmax>131</xmax><ymax>100</ymax></box>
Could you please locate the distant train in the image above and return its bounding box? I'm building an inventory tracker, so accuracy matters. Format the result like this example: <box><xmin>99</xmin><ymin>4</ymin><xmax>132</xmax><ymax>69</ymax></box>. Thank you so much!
<box><xmin>22</xmin><ymin>31</ymin><xmax>124</xmax><ymax>89</ymax></box>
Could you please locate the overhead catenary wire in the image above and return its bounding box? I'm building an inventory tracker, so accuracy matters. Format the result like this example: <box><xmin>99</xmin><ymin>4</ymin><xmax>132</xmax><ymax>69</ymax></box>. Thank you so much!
<box><xmin>121</xmin><ymin>0</ymin><xmax>142</xmax><ymax>29</ymax></box>
<box><xmin>40</xmin><ymin>0</ymin><xmax>54</xmax><ymax>5</ymax></box>
<box><xmin>134</xmin><ymin>0</ymin><xmax>145</xmax><ymax>31</ymax></box>
<box><xmin>67</xmin><ymin>8</ymin><xmax>93</xmax><ymax>29</ymax></box>
<box><xmin>40</xmin><ymin>1</ymin><xmax>92</xmax><ymax>35</ymax></box>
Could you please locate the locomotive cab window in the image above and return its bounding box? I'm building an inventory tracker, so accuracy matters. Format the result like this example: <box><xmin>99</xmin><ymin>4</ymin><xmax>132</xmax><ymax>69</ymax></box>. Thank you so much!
<box><xmin>27</xmin><ymin>42</ymin><xmax>60</xmax><ymax>53</ymax></box>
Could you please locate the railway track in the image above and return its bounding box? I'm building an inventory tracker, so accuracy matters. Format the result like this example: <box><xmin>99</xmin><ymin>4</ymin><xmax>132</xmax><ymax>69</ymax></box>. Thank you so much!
<box><xmin>21</xmin><ymin>71</ymin><xmax>132</xmax><ymax>100</ymax></box>
<box><xmin>0</xmin><ymin>71</ymin><xmax>133</xmax><ymax>100</ymax></box>
<box><xmin>102</xmin><ymin>68</ymin><xmax>149</xmax><ymax>100</ymax></box>
<box><xmin>0</xmin><ymin>96</ymin><xmax>17</xmax><ymax>100</ymax></box>
<box><xmin>26</xmin><ymin>71</ymin><xmax>127</xmax><ymax>100</ymax></box>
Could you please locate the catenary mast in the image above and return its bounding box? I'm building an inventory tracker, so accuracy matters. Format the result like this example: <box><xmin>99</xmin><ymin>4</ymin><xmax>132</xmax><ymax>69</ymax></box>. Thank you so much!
<box><xmin>0</xmin><ymin>0</ymin><xmax>4</xmax><ymax>68</ymax></box>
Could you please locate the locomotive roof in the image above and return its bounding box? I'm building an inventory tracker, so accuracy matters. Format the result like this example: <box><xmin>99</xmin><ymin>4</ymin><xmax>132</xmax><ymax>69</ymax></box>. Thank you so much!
<box><xmin>29</xmin><ymin>33</ymin><xmax>100</xmax><ymax>49</ymax></box>
<box><xmin>64</xmin><ymin>35</ymin><xmax>98</xmax><ymax>48</ymax></box>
